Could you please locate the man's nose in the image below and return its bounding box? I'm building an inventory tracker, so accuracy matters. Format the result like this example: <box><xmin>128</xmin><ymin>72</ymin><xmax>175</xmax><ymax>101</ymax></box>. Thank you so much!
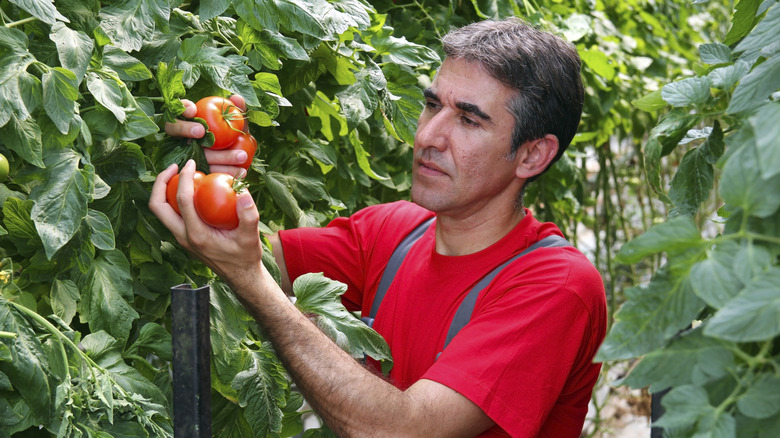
<box><xmin>415</xmin><ymin>112</ymin><xmax>450</xmax><ymax>151</ymax></box>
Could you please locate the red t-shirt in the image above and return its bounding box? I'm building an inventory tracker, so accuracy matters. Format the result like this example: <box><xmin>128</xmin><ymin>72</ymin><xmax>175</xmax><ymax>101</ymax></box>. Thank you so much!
<box><xmin>279</xmin><ymin>201</ymin><xmax>607</xmax><ymax>437</ymax></box>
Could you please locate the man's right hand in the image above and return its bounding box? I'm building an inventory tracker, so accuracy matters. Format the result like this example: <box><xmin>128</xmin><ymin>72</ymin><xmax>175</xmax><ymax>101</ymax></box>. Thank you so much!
<box><xmin>164</xmin><ymin>95</ymin><xmax>250</xmax><ymax>177</ymax></box>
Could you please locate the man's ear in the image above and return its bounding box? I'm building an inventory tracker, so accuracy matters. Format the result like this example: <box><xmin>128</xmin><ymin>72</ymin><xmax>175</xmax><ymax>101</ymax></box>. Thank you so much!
<box><xmin>515</xmin><ymin>134</ymin><xmax>559</xmax><ymax>180</ymax></box>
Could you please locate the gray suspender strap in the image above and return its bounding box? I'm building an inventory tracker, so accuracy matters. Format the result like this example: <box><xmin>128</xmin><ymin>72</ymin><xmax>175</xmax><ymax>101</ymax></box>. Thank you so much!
<box><xmin>362</xmin><ymin>220</ymin><xmax>571</xmax><ymax>358</ymax></box>
<box><xmin>441</xmin><ymin>234</ymin><xmax>571</xmax><ymax>351</ymax></box>
<box><xmin>361</xmin><ymin>217</ymin><xmax>435</xmax><ymax>328</ymax></box>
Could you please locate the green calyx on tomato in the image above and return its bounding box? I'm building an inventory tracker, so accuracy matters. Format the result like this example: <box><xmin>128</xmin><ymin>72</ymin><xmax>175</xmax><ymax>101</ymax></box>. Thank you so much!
<box><xmin>0</xmin><ymin>154</ymin><xmax>8</xmax><ymax>181</ymax></box>
<box><xmin>194</xmin><ymin>96</ymin><xmax>245</xmax><ymax>150</ymax></box>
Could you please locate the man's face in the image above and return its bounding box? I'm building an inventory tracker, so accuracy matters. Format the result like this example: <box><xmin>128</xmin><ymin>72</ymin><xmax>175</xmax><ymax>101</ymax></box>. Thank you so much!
<box><xmin>411</xmin><ymin>57</ymin><xmax>522</xmax><ymax>219</ymax></box>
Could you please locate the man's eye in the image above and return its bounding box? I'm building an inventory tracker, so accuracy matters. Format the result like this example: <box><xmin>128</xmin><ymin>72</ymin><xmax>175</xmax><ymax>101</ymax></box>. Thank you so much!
<box><xmin>461</xmin><ymin>116</ymin><xmax>479</xmax><ymax>126</ymax></box>
<box><xmin>425</xmin><ymin>101</ymin><xmax>440</xmax><ymax>110</ymax></box>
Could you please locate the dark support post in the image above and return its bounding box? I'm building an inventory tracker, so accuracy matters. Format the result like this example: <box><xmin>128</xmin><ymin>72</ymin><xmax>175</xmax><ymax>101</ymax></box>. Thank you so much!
<box><xmin>651</xmin><ymin>388</ymin><xmax>669</xmax><ymax>438</ymax></box>
<box><xmin>171</xmin><ymin>284</ymin><xmax>212</xmax><ymax>438</ymax></box>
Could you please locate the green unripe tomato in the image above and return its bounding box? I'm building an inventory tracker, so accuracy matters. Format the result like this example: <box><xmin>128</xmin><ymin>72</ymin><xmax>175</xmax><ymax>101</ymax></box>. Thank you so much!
<box><xmin>0</xmin><ymin>154</ymin><xmax>8</xmax><ymax>181</ymax></box>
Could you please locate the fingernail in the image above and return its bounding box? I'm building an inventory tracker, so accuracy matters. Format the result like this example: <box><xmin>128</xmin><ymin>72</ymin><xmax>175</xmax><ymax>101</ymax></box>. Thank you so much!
<box><xmin>236</xmin><ymin>151</ymin><xmax>248</xmax><ymax>162</ymax></box>
<box><xmin>238</xmin><ymin>193</ymin><xmax>253</xmax><ymax>208</ymax></box>
<box><xmin>191</xmin><ymin>125</ymin><xmax>205</xmax><ymax>137</ymax></box>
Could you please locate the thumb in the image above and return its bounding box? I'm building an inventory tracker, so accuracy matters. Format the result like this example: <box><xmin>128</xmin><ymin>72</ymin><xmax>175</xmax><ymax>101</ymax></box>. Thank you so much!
<box><xmin>236</xmin><ymin>190</ymin><xmax>259</xmax><ymax>229</ymax></box>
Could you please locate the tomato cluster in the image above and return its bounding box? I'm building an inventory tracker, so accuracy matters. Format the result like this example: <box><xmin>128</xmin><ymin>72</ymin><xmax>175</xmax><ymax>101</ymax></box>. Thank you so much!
<box><xmin>166</xmin><ymin>171</ymin><xmax>243</xmax><ymax>230</ymax></box>
<box><xmin>194</xmin><ymin>96</ymin><xmax>258</xmax><ymax>170</ymax></box>
<box><xmin>164</xmin><ymin>96</ymin><xmax>259</xmax><ymax>229</ymax></box>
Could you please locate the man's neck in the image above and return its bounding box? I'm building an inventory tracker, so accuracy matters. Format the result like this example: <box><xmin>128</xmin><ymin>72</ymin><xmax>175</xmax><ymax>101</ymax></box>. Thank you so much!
<box><xmin>434</xmin><ymin>206</ymin><xmax>526</xmax><ymax>256</ymax></box>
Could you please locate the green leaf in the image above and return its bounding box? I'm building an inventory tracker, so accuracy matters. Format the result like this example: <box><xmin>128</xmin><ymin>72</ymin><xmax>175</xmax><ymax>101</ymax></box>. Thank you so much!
<box><xmin>596</xmin><ymin>267</ymin><xmax>705</xmax><ymax>361</ymax></box>
<box><xmin>156</xmin><ymin>61</ymin><xmax>186</xmax><ymax>123</ymax></box>
<box><xmin>98</xmin><ymin>0</ymin><xmax>171</xmax><ymax>52</ymax></box>
<box><xmin>86</xmin><ymin>72</ymin><xmax>127</xmax><ymax>123</ymax></box>
<box><xmin>49</xmin><ymin>22</ymin><xmax>94</xmax><ymax>84</ymax></box>
<box><xmin>366</xmin><ymin>23</ymin><xmax>440</xmax><ymax>67</ymax></box>
<box><xmin>708</xmin><ymin>60</ymin><xmax>751</xmax><ymax>90</ymax></box>
<box><xmin>30</xmin><ymin>149</ymin><xmax>92</xmax><ymax>259</ymax></box>
<box><xmin>92</xmin><ymin>138</ymin><xmax>146</xmax><ymax>185</ymax></box>
<box><xmin>8</xmin><ymin>0</ymin><xmax>68</xmax><ymax>25</ymax></box>
<box><xmin>81</xmin><ymin>330</ymin><xmax>167</xmax><ymax>406</ymax></box>
<box><xmin>349</xmin><ymin>130</ymin><xmax>389</xmax><ymax>181</ymax></box>
<box><xmin>0</xmin><ymin>114</ymin><xmax>44</xmax><ymax>168</ymax></box>
<box><xmin>50</xmin><ymin>279</ymin><xmax>80</xmax><ymax>325</ymax></box>
<box><xmin>264</xmin><ymin>171</ymin><xmax>307</xmax><ymax>227</ymax></box>
<box><xmin>668</xmin><ymin>144</ymin><xmax>715</xmax><ymax>217</ymax></box>
<box><xmin>631</xmin><ymin>89</ymin><xmax>667</xmax><ymax>112</ymax></box>
<box><xmin>42</xmin><ymin>67</ymin><xmax>79</xmax><ymax>134</ymax></box>
<box><xmin>178</xmin><ymin>35</ymin><xmax>260</xmax><ymax>107</ymax></box>
<box><xmin>337</xmin><ymin>61</ymin><xmax>384</xmax><ymax>127</ymax></box>
<box><xmin>704</xmin><ymin>267</ymin><xmax>780</xmax><ymax>342</ymax></box>
<box><xmin>102</xmin><ymin>45</ymin><xmax>153</xmax><ymax>82</ymax></box>
<box><xmin>699</xmin><ymin>43</ymin><xmax>732</xmax><ymax>64</ymax></box>
<box><xmin>0</xmin><ymin>298</ymin><xmax>51</xmax><ymax>422</ymax></box>
<box><xmin>619</xmin><ymin>329</ymin><xmax>734</xmax><ymax>392</ymax></box>
<box><xmin>737</xmin><ymin>374</ymin><xmax>780</xmax><ymax>419</ymax></box>
<box><xmin>580</xmin><ymin>49</ymin><xmax>616</xmax><ymax>81</ymax></box>
<box><xmin>727</xmin><ymin>55</ymin><xmax>780</xmax><ymax>115</ymax></box>
<box><xmin>662</xmin><ymin>76</ymin><xmax>712</xmax><ymax>108</ymax></box>
<box><xmin>232</xmin><ymin>345</ymin><xmax>288</xmax><ymax>437</ymax></box>
<box><xmin>719</xmin><ymin>139</ymin><xmax>780</xmax><ymax>218</ymax></box>
<box><xmin>294</xmin><ymin>273</ymin><xmax>393</xmax><ymax>366</ymax></box>
<box><xmin>198</xmin><ymin>0</ymin><xmax>230</xmax><ymax>21</ymax></box>
<box><xmin>723</xmin><ymin>0</ymin><xmax>761</xmax><ymax>46</ymax></box>
<box><xmin>86</xmin><ymin>209</ymin><xmax>115</xmax><ymax>250</ymax></box>
<box><xmin>616</xmin><ymin>216</ymin><xmax>702</xmax><ymax>264</ymax></box>
<box><xmin>655</xmin><ymin>385</ymin><xmax>714</xmax><ymax>429</ymax></box>
<box><xmin>689</xmin><ymin>240</ymin><xmax>743</xmax><ymax>309</ymax></box>
<box><xmin>77</xmin><ymin>250</ymin><xmax>140</xmax><ymax>341</ymax></box>
<box><xmin>733</xmin><ymin>1</ymin><xmax>780</xmax><ymax>58</ymax></box>
<box><xmin>126</xmin><ymin>322</ymin><xmax>172</xmax><ymax>362</ymax></box>
<box><xmin>749</xmin><ymin>102</ymin><xmax>780</xmax><ymax>179</ymax></box>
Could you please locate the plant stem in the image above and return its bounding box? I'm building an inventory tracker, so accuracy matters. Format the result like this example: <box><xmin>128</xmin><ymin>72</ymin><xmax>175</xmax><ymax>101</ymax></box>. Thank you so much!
<box><xmin>0</xmin><ymin>330</ymin><xmax>18</xmax><ymax>339</ymax></box>
<box><xmin>5</xmin><ymin>16</ymin><xmax>37</xmax><ymax>28</ymax></box>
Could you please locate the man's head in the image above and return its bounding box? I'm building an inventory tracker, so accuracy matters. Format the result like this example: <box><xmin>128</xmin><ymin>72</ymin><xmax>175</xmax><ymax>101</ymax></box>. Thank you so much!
<box><xmin>441</xmin><ymin>18</ymin><xmax>584</xmax><ymax>181</ymax></box>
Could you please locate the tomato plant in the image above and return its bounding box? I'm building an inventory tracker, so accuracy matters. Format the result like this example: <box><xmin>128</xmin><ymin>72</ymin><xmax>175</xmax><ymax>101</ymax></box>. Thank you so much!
<box><xmin>228</xmin><ymin>131</ymin><xmax>258</xmax><ymax>169</ymax></box>
<box><xmin>166</xmin><ymin>170</ymin><xmax>205</xmax><ymax>215</ymax></box>
<box><xmin>0</xmin><ymin>153</ymin><xmax>8</xmax><ymax>180</ymax></box>
<box><xmin>195</xmin><ymin>96</ymin><xmax>245</xmax><ymax>149</ymax></box>
<box><xmin>194</xmin><ymin>173</ymin><xmax>242</xmax><ymax>229</ymax></box>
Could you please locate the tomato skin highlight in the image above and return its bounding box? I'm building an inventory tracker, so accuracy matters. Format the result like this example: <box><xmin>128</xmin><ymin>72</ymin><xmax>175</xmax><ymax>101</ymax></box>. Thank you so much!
<box><xmin>228</xmin><ymin>131</ymin><xmax>258</xmax><ymax>169</ymax></box>
<box><xmin>194</xmin><ymin>173</ymin><xmax>240</xmax><ymax>230</ymax></box>
<box><xmin>166</xmin><ymin>171</ymin><xmax>205</xmax><ymax>215</ymax></box>
<box><xmin>194</xmin><ymin>96</ymin><xmax>245</xmax><ymax>150</ymax></box>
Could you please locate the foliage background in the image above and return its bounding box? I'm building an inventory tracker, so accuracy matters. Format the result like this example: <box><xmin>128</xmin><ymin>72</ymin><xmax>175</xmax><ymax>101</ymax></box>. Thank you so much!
<box><xmin>0</xmin><ymin>0</ymin><xmax>778</xmax><ymax>437</ymax></box>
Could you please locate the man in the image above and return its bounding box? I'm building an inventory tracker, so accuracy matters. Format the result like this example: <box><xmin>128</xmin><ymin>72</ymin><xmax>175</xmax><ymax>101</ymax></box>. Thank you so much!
<box><xmin>151</xmin><ymin>18</ymin><xmax>607</xmax><ymax>437</ymax></box>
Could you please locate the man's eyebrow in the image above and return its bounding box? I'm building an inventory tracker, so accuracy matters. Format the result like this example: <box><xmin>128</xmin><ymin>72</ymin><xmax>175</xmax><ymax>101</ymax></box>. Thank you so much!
<box><xmin>423</xmin><ymin>88</ymin><xmax>493</xmax><ymax>123</ymax></box>
<box><xmin>455</xmin><ymin>101</ymin><xmax>492</xmax><ymax>123</ymax></box>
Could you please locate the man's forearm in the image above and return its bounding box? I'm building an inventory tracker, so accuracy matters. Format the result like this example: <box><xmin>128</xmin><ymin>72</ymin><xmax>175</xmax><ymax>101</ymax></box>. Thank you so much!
<box><xmin>223</xmin><ymin>255</ymin><xmax>493</xmax><ymax>438</ymax></box>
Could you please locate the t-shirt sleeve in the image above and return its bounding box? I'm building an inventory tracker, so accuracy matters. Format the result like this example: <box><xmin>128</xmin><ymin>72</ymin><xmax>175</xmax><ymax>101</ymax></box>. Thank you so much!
<box><xmin>278</xmin><ymin>201</ymin><xmax>432</xmax><ymax>312</ymax></box>
<box><xmin>279</xmin><ymin>216</ymin><xmax>366</xmax><ymax>311</ymax></box>
<box><xmin>421</xmin><ymin>251</ymin><xmax>606</xmax><ymax>437</ymax></box>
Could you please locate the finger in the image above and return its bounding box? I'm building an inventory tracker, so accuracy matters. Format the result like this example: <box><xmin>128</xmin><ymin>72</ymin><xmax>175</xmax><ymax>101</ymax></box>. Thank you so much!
<box><xmin>165</xmin><ymin>119</ymin><xmax>206</xmax><ymax>138</ymax></box>
<box><xmin>209</xmin><ymin>165</ymin><xmax>247</xmax><ymax>179</ymax></box>
<box><xmin>176</xmin><ymin>160</ymin><xmax>203</xmax><ymax>227</ymax></box>
<box><xmin>230</xmin><ymin>95</ymin><xmax>247</xmax><ymax>112</ymax></box>
<box><xmin>149</xmin><ymin>163</ymin><xmax>185</xmax><ymax>233</ymax></box>
<box><xmin>181</xmin><ymin>99</ymin><xmax>197</xmax><ymax>118</ymax></box>
<box><xmin>204</xmin><ymin>147</ymin><xmax>248</xmax><ymax>167</ymax></box>
<box><xmin>236</xmin><ymin>191</ymin><xmax>260</xmax><ymax>230</ymax></box>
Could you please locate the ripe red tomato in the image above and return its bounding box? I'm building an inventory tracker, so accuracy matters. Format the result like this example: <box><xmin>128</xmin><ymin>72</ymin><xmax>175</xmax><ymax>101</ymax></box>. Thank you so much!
<box><xmin>228</xmin><ymin>131</ymin><xmax>258</xmax><ymax>169</ymax></box>
<box><xmin>193</xmin><ymin>173</ymin><xmax>241</xmax><ymax>229</ymax></box>
<box><xmin>166</xmin><ymin>170</ymin><xmax>205</xmax><ymax>215</ymax></box>
<box><xmin>194</xmin><ymin>96</ymin><xmax>245</xmax><ymax>150</ymax></box>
